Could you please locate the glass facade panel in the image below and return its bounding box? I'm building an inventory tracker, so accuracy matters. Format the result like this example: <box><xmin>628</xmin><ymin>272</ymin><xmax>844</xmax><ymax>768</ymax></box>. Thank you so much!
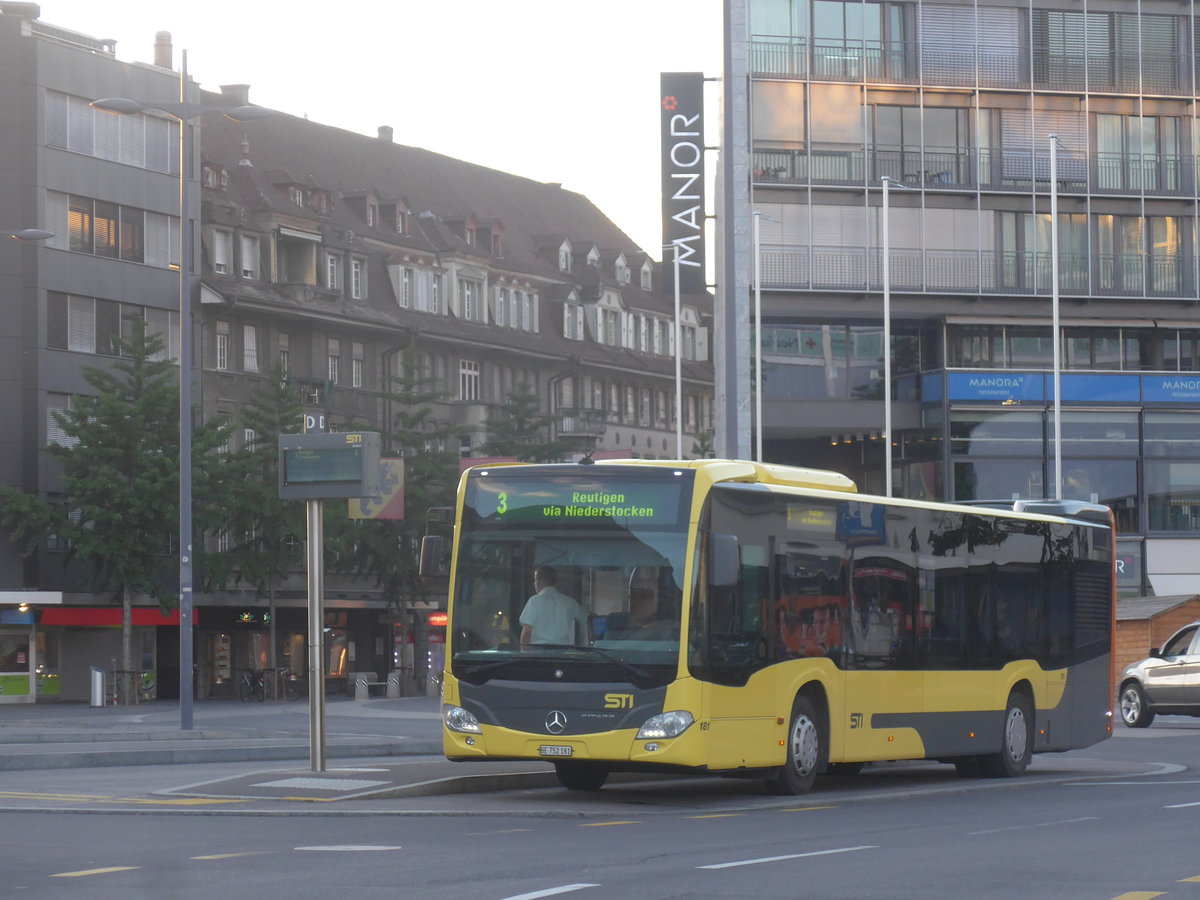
<box><xmin>1147</xmin><ymin>461</ymin><xmax>1200</xmax><ymax>532</ymax></box>
<box><xmin>950</xmin><ymin>410</ymin><xmax>1043</xmax><ymax>457</ymax></box>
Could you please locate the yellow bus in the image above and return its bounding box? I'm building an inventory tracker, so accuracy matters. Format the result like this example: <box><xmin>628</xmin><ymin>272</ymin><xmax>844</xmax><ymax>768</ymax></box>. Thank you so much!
<box><xmin>431</xmin><ymin>459</ymin><xmax>1115</xmax><ymax>794</ymax></box>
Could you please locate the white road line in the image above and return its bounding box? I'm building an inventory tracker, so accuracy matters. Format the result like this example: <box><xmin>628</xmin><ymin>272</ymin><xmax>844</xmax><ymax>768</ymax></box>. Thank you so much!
<box><xmin>294</xmin><ymin>845</ymin><xmax>404</xmax><ymax>852</ymax></box>
<box><xmin>698</xmin><ymin>845</ymin><xmax>877</xmax><ymax>870</ymax></box>
<box><xmin>968</xmin><ymin>816</ymin><xmax>1097</xmax><ymax>836</ymax></box>
<box><xmin>494</xmin><ymin>884</ymin><xmax>600</xmax><ymax>900</ymax></box>
<box><xmin>1164</xmin><ymin>801</ymin><xmax>1200</xmax><ymax>809</ymax></box>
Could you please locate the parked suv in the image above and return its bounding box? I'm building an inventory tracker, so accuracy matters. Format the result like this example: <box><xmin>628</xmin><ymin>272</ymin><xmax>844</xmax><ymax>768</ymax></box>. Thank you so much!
<box><xmin>1118</xmin><ymin>621</ymin><xmax>1200</xmax><ymax>727</ymax></box>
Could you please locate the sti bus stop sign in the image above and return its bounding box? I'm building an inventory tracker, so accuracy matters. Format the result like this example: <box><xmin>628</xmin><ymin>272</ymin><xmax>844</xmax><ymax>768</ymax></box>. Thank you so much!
<box><xmin>278</xmin><ymin>432</ymin><xmax>381</xmax><ymax>500</ymax></box>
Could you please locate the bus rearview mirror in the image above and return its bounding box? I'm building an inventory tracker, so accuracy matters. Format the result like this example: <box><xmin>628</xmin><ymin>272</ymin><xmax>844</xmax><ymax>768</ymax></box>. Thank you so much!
<box><xmin>419</xmin><ymin>535</ymin><xmax>449</xmax><ymax>578</ymax></box>
<box><xmin>709</xmin><ymin>533</ymin><xmax>739</xmax><ymax>588</ymax></box>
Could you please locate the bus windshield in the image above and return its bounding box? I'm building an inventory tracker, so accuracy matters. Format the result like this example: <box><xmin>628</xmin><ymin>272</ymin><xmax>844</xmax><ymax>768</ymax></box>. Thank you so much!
<box><xmin>449</xmin><ymin>468</ymin><xmax>694</xmax><ymax>687</ymax></box>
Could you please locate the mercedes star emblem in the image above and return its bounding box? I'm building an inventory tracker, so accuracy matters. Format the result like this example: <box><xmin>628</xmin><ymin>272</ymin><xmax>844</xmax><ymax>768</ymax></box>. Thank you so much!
<box><xmin>545</xmin><ymin>710</ymin><xmax>568</xmax><ymax>734</ymax></box>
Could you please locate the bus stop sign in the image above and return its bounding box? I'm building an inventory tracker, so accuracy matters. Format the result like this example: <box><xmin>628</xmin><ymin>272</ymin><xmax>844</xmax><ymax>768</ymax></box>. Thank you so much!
<box><xmin>278</xmin><ymin>432</ymin><xmax>381</xmax><ymax>500</ymax></box>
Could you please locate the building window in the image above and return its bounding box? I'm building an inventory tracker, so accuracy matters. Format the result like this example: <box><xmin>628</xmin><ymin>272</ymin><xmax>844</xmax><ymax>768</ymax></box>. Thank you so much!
<box><xmin>46</xmin><ymin>393</ymin><xmax>76</xmax><ymax>447</ymax></box>
<box><xmin>525</xmin><ymin>293</ymin><xmax>538</xmax><ymax>332</ymax></box>
<box><xmin>641</xmin><ymin>264</ymin><xmax>652</xmax><ymax>291</ymax></box>
<box><xmin>496</xmin><ymin>288</ymin><xmax>509</xmax><ymax>327</ymax></box>
<box><xmin>240</xmin><ymin>234</ymin><xmax>259</xmax><ymax>279</ymax></box>
<box><xmin>351</xmin><ymin>258</ymin><xmax>366</xmax><ymax>299</ymax></box>
<box><xmin>328</xmin><ymin>338</ymin><xmax>341</xmax><ymax>384</ymax></box>
<box><xmin>459</xmin><ymin>279</ymin><xmax>483</xmax><ymax>322</ymax></box>
<box><xmin>278</xmin><ymin>332</ymin><xmax>290</xmax><ymax>373</ymax></box>
<box><xmin>48</xmin><ymin>192</ymin><xmax>166</xmax><ymax>268</ymax></box>
<box><xmin>367</xmin><ymin>202</ymin><xmax>378</xmax><ymax>228</ymax></box>
<box><xmin>352</xmin><ymin>341</ymin><xmax>364</xmax><ymax>388</ymax></box>
<box><xmin>683</xmin><ymin>325</ymin><xmax>697</xmax><ymax>361</ymax></box>
<box><xmin>290</xmin><ymin>186</ymin><xmax>305</xmax><ymax>207</ymax></box>
<box><xmin>243</xmin><ymin>324</ymin><xmax>259</xmax><ymax>373</ymax></box>
<box><xmin>212</xmin><ymin>229</ymin><xmax>232</xmax><ymax>274</ymax></box>
<box><xmin>398</xmin><ymin>267</ymin><xmax>412</xmax><ymax>308</ymax></box>
<box><xmin>216</xmin><ymin>321</ymin><xmax>230</xmax><ymax>371</ymax></box>
<box><xmin>326</xmin><ymin>253</ymin><xmax>342</xmax><ymax>291</ymax></box>
<box><xmin>459</xmin><ymin>360</ymin><xmax>480</xmax><ymax>401</ymax></box>
<box><xmin>564</xmin><ymin>303</ymin><xmax>584</xmax><ymax>340</ymax></box>
<box><xmin>559</xmin><ymin>243</ymin><xmax>572</xmax><ymax>272</ymax></box>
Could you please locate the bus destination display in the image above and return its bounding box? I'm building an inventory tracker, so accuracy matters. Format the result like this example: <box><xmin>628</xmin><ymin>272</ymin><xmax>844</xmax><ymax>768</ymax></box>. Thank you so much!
<box><xmin>465</xmin><ymin>475</ymin><xmax>689</xmax><ymax>527</ymax></box>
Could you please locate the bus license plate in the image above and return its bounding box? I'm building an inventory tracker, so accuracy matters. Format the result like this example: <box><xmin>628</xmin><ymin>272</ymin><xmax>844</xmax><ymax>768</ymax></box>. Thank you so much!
<box><xmin>539</xmin><ymin>744</ymin><xmax>573</xmax><ymax>757</ymax></box>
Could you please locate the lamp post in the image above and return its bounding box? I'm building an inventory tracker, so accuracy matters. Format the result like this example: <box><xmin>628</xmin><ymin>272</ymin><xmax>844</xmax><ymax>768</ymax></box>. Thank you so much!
<box><xmin>1048</xmin><ymin>133</ymin><xmax>1063</xmax><ymax>500</ymax></box>
<box><xmin>663</xmin><ymin>243</ymin><xmax>685</xmax><ymax>459</ymax></box>
<box><xmin>3</xmin><ymin>229</ymin><xmax>55</xmax><ymax>242</ymax></box>
<box><xmin>751</xmin><ymin>211</ymin><xmax>778</xmax><ymax>464</ymax></box>
<box><xmin>880</xmin><ymin>175</ymin><xmax>911</xmax><ymax>498</ymax></box>
<box><xmin>92</xmin><ymin>53</ymin><xmax>272</xmax><ymax>730</ymax></box>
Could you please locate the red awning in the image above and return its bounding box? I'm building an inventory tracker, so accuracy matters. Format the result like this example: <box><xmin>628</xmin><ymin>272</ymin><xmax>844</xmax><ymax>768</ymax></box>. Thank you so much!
<box><xmin>40</xmin><ymin>607</ymin><xmax>197</xmax><ymax>627</ymax></box>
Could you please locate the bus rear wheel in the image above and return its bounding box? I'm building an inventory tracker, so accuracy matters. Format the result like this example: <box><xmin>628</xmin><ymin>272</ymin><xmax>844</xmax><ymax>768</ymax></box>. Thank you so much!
<box><xmin>554</xmin><ymin>761</ymin><xmax>609</xmax><ymax>791</ymax></box>
<box><xmin>979</xmin><ymin>691</ymin><xmax>1033</xmax><ymax>778</ymax></box>
<box><xmin>766</xmin><ymin>695</ymin><xmax>823</xmax><ymax>796</ymax></box>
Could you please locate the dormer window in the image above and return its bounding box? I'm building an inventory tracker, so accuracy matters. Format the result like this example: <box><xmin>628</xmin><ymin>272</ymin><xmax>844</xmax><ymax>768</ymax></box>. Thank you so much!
<box><xmin>311</xmin><ymin>192</ymin><xmax>328</xmax><ymax>215</ymax></box>
<box><xmin>465</xmin><ymin>225</ymin><xmax>475</xmax><ymax>246</ymax></box>
<box><xmin>586</xmin><ymin>246</ymin><xmax>601</xmax><ymax>267</ymax></box>
<box><xmin>202</xmin><ymin>166</ymin><xmax>220</xmax><ymax>189</ymax></box>
<box><xmin>367</xmin><ymin>202</ymin><xmax>378</xmax><ymax>228</ymax></box>
<box><xmin>491</xmin><ymin>231</ymin><xmax>502</xmax><ymax>255</ymax></box>
<box><xmin>289</xmin><ymin>186</ymin><xmax>305</xmax><ymax>207</ymax></box>
<box><xmin>615</xmin><ymin>254</ymin><xmax>630</xmax><ymax>285</ymax></box>
<box><xmin>640</xmin><ymin>261</ymin><xmax>653</xmax><ymax>291</ymax></box>
<box><xmin>396</xmin><ymin>209</ymin><xmax>407</xmax><ymax>234</ymax></box>
<box><xmin>559</xmin><ymin>242</ymin><xmax>572</xmax><ymax>272</ymax></box>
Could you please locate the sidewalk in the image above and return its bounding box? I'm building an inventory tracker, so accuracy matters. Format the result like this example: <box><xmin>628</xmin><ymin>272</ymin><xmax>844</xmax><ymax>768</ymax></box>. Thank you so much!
<box><xmin>0</xmin><ymin>694</ymin><xmax>445</xmax><ymax>770</ymax></box>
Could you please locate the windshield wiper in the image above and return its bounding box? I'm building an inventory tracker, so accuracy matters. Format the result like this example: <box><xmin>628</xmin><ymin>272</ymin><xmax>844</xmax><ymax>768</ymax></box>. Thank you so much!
<box><xmin>456</xmin><ymin>645</ymin><xmax>654</xmax><ymax>687</ymax></box>
<box><xmin>535</xmin><ymin>644</ymin><xmax>655</xmax><ymax>687</ymax></box>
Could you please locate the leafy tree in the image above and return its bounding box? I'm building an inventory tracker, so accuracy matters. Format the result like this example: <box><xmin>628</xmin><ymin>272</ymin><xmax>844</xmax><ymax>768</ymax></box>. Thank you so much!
<box><xmin>483</xmin><ymin>386</ymin><xmax>569</xmax><ymax>462</ymax></box>
<box><xmin>203</xmin><ymin>364</ymin><xmax>305</xmax><ymax>607</ymax></box>
<box><xmin>327</xmin><ymin>352</ymin><xmax>459</xmax><ymax>611</ymax></box>
<box><xmin>691</xmin><ymin>430</ymin><xmax>715</xmax><ymax>459</ymax></box>
<box><xmin>0</xmin><ymin>323</ymin><xmax>228</xmax><ymax>703</ymax></box>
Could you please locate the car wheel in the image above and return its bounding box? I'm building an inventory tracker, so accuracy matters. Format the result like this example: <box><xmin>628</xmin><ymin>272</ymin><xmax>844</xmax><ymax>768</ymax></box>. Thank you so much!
<box><xmin>1119</xmin><ymin>682</ymin><xmax>1155</xmax><ymax>728</ymax></box>
<box><xmin>979</xmin><ymin>690</ymin><xmax>1034</xmax><ymax>778</ymax></box>
<box><xmin>554</xmin><ymin>761</ymin><xmax>608</xmax><ymax>791</ymax></box>
<box><xmin>766</xmin><ymin>694</ymin><xmax>823</xmax><ymax>795</ymax></box>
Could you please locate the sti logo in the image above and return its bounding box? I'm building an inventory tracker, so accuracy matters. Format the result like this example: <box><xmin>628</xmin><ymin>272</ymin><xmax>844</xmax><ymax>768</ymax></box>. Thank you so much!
<box><xmin>604</xmin><ymin>693</ymin><xmax>634</xmax><ymax>710</ymax></box>
<box><xmin>850</xmin><ymin>712</ymin><xmax>864</xmax><ymax>729</ymax></box>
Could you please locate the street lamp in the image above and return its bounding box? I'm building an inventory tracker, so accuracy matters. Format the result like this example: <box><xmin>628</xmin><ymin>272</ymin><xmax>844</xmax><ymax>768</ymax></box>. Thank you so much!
<box><xmin>880</xmin><ymin>175</ymin><xmax>912</xmax><ymax>498</ymax></box>
<box><xmin>92</xmin><ymin>52</ymin><xmax>273</xmax><ymax>730</ymax></box>
<box><xmin>1048</xmin><ymin>133</ymin><xmax>1064</xmax><ymax>500</ymax></box>
<box><xmin>3</xmin><ymin>229</ymin><xmax>55</xmax><ymax>242</ymax></box>
<box><xmin>663</xmin><ymin>243</ymin><xmax>684</xmax><ymax>459</ymax></box>
<box><xmin>752</xmin><ymin>211</ymin><xmax>778</xmax><ymax>464</ymax></box>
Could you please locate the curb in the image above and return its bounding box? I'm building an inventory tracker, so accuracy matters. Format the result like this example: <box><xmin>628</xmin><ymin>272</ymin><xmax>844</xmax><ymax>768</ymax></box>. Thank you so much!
<box><xmin>0</xmin><ymin>740</ymin><xmax>446</xmax><ymax>771</ymax></box>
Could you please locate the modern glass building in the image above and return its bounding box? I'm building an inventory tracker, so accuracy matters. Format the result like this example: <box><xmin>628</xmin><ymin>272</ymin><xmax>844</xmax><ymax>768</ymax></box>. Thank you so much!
<box><xmin>721</xmin><ymin>0</ymin><xmax>1200</xmax><ymax>595</ymax></box>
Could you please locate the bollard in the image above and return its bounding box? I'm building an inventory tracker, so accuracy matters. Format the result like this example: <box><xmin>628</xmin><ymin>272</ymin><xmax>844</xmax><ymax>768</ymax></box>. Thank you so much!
<box><xmin>354</xmin><ymin>675</ymin><xmax>369</xmax><ymax>701</ymax></box>
<box><xmin>89</xmin><ymin>667</ymin><xmax>105</xmax><ymax>707</ymax></box>
<box><xmin>386</xmin><ymin>670</ymin><xmax>401</xmax><ymax>699</ymax></box>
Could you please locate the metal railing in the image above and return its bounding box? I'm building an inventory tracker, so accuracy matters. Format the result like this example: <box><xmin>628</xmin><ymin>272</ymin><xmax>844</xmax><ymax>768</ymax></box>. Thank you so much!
<box><xmin>759</xmin><ymin>245</ymin><xmax>1192</xmax><ymax>299</ymax></box>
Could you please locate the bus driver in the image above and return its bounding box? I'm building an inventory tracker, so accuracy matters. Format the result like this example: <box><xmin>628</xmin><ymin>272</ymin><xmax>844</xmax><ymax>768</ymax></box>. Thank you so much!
<box><xmin>519</xmin><ymin>565</ymin><xmax>588</xmax><ymax>647</ymax></box>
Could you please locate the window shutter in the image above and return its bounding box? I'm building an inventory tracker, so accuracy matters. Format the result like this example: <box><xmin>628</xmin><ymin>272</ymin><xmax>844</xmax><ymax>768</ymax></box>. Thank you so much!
<box><xmin>47</xmin><ymin>292</ymin><xmax>68</xmax><ymax>350</ymax></box>
<box><xmin>45</xmin><ymin>191</ymin><xmax>68</xmax><ymax>250</ymax></box>
<box><xmin>45</xmin><ymin>91</ymin><xmax>68</xmax><ymax>149</ymax></box>
<box><xmin>696</xmin><ymin>327</ymin><xmax>710</xmax><ymax>362</ymax></box>
<box><xmin>144</xmin><ymin>212</ymin><xmax>170</xmax><ymax>268</ymax></box>
<box><xmin>68</xmin><ymin>295</ymin><xmax>95</xmax><ymax>352</ymax></box>
<box><xmin>94</xmin><ymin>103</ymin><xmax>120</xmax><ymax>160</ymax></box>
<box><xmin>119</xmin><ymin>114</ymin><xmax>145</xmax><ymax>167</ymax></box>
<box><xmin>144</xmin><ymin>117</ymin><xmax>169</xmax><ymax>173</ymax></box>
<box><xmin>67</xmin><ymin>95</ymin><xmax>93</xmax><ymax>154</ymax></box>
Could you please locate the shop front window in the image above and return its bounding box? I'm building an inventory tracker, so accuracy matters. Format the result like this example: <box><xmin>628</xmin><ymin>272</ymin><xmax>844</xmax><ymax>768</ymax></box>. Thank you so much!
<box><xmin>1147</xmin><ymin>461</ymin><xmax>1200</xmax><ymax>532</ymax></box>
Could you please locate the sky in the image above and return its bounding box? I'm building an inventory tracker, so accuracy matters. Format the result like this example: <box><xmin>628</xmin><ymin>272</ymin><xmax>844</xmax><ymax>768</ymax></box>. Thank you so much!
<box><xmin>39</xmin><ymin>0</ymin><xmax>724</xmax><ymax>260</ymax></box>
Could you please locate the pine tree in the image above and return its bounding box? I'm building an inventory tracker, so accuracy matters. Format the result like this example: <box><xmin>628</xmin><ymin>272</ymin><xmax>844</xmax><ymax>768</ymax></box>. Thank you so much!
<box><xmin>0</xmin><ymin>322</ymin><xmax>228</xmax><ymax>703</ymax></box>
<box><xmin>483</xmin><ymin>386</ymin><xmax>569</xmax><ymax>462</ymax></box>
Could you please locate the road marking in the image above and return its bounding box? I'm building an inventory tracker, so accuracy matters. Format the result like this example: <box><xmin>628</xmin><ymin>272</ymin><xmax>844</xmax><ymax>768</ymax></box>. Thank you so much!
<box><xmin>100</xmin><ymin>797</ymin><xmax>249</xmax><ymax>806</ymax></box>
<box><xmin>494</xmin><ymin>885</ymin><xmax>600</xmax><ymax>900</ymax></box>
<box><xmin>1164</xmin><ymin>801</ymin><xmax>1200</xmax><ymax>809</ymax></box>
<box><xmin>252</xmin><ymin>777</ymin><xmax>389</xmax><ymax>790</ymax></box>
<box><xmin>192</xmin><ymin>852</ymin><xmax>268</xmax><ymax>861</ymax></box>
<box><xmin>685</xmin><ymin>813</ymin><xmax>744</xmax><ymax>819</ymax></box>
<box><xmin>1183</xmin><ymin>876</ymin><xmax>1200</xmax><ymax>883</ymax></box>
<box><xmin>698</xmin><ymin>845</ymin><xmax>877</xmax><ymax>870</ymax></box>
<box><xmin>578</xmin><ymin>821</ymin><xmax>639</xmax><ymax>827</ymax></box>
<box><xmin>465</xmin><ymin>828</ymin><xmax>533</xmax><ymax>836</ymax></box>
<box><xmin>0</xmin><ymin>790</ymin><xmax>110</xmax><ymax>801</ymax></box>
<box><xmin>294</xmin><ymin>845</ymin><xmax>404</xmax><ymax>852</ymax></box>
<box><xmin>51</xmin><ymin>866</ymin><xmax>140</xmax><ymax>878</ymax></box>
<box><xmin>1109</xmin><ymin>893</ymin><xmax>1165</xmax><ymax>899</ymax></box>
<box><xmin>968</xmin><ymin>816</ymin><xmax>1096</xmax><ymax>836</ymax></box>
<box><xmin>777</xmin><ymin>805</ymin><xmax>837</xmax><ymax>813</ymax></box>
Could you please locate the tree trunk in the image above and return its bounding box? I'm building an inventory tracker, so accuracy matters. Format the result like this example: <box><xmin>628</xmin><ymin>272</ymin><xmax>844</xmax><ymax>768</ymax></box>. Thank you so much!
<box><xmin>121</xmin><ymin>587</ymin><xmax>134</xmax><ymax>706</ymax></box>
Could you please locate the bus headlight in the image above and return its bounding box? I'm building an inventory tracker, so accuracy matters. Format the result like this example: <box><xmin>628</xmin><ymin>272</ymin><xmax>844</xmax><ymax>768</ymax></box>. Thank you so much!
<box><xmin>636</xmin><ymin>710</ymin><xmax>694</xmax><ymax>740</ymax></box>
<box><xmin>443</xmin><ymin>704</ymin><xmax>481</xmax><ymax>734</ymax></box>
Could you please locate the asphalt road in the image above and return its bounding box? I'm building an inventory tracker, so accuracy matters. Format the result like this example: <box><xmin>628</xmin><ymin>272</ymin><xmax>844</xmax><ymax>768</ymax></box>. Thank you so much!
<box><xmin>3</xmin><ymin>718</ymin><xmax>1199</xmax><ymax>900</ymax></box>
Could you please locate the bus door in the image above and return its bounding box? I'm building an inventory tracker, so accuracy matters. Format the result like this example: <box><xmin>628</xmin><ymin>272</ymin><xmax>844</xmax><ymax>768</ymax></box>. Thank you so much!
<box><xmin>842</xmin><ymin>546</ymin><xmax>924</xmax><ymax>762</ymax></box>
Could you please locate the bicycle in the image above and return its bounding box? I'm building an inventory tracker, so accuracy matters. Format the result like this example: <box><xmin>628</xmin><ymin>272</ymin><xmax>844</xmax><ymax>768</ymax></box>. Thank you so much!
<box><xmin>237</xmin><ymin>668</ymin><xmax>266</xmax><ymax>702</ymax></box>
<box><xmin>273</xmin><ymin>668</ymin><xmax>301</xmax><ymax>701</ymax></box>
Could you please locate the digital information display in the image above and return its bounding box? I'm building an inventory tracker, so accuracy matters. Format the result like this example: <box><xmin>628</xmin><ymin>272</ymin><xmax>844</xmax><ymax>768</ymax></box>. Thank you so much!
<box><xmin>464</xmin><ymin>474</ymin><xmax>691</xmax><ymax>528</ymax></box>
<box><xmin>278</xmin><ymin>432</ymin><xmax>381</xmax><ymax>500</ymax></box>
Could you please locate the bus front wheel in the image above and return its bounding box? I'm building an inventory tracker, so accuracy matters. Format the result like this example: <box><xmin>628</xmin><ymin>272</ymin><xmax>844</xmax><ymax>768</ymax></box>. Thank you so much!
<box><xmin>766</xmin><ymin>694</ymin><xmax>823</xmax><ymax>795</ymax></box>
<box><xmin>979</xmin><ymin>691</ymin><xmax>1033</xmax><ymax>778</ymax></box>
<box><xmin>554</xmin><ymin>761</ymin><xmax>609</xmax><ymax>791</ymax></box>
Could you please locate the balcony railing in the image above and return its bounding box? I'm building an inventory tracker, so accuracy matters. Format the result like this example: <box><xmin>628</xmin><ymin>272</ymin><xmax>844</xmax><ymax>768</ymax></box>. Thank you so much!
<box><xmin>753</xmin><ymin>145</ymin><xmax>1194</xmax><ymax>197</ymax></box>
<box><xmin>760</xmin><ymin>244</ymin><xmax>1192</xmax><ymax>299</ymax></box>
<box><xmin>557</xmin><ymin>408</ymin><xmax>607</xmax><ymax>438</ymax></box>
<box><xmin>752</xmin><ymin>37</ymin><xmax>1191</xmax><ymax>96</ymax></box>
